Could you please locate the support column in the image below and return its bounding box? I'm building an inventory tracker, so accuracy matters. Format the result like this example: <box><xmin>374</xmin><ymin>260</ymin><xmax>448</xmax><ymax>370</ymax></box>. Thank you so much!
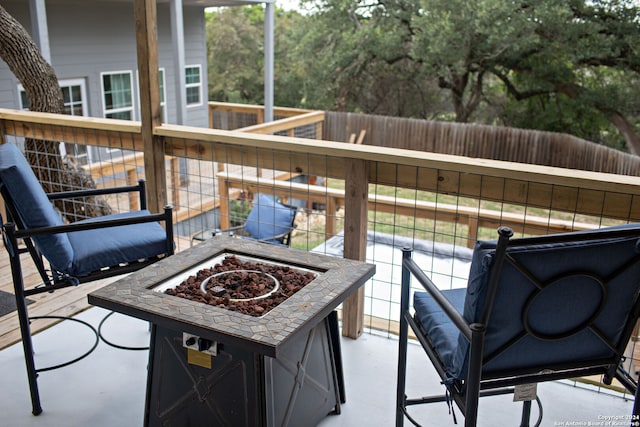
<box><xmin>29</xmin><ymin>0</ymin><xmax>51</xmax><ymax>63</ymax></box>
<box><xmin>134</xmin><ymin>0</ymin><xmax>167</xmax><ymax>213</ymax></box>
<box><xmin>170</xmin><ymin>0</ymin><xmax>187</xmax><ymax>125</ymax></box>
<box><xmin>170</xmin><ymin>0</ymin><xmax>189</xmax><ymax>185</ymax></box>
<box><xmin>342</xmin><ymin>158</ymin><xmax>369</xmax><ymax>339</ymax></box>
<box><xmin>264</xmin><ymin>1</ymin><xmax>274</xmax><ymax>122</ymax></box>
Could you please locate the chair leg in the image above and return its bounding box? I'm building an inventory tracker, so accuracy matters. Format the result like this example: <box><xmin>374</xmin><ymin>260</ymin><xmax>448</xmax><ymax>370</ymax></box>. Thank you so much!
<box><xmin>396</xmin><ymin>249</ymin><xmax>413</xmax><ymax>427</ymax></box>
<box><xmin>520</xmin><ymin>400</ymin><xmax>532</xmax><ymax>427</ymax></box>
<box><xmin>396</xmin><ymin>312</ymin><xmax>408</xmax><ymax>427</ymax></box>
<box><xmin>10</xmin><ymin>248</ymin><xmax>43</xmax><ymax>415</ymax></box>
<box><xmin>633</xmin><ymin>374</ymin><xmax>640</xmax><ymax>424</ymax></box>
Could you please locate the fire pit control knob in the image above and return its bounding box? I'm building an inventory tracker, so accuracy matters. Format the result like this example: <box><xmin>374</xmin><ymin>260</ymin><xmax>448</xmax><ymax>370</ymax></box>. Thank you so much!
<box><xmin>197</xmin><ymin>338</ymin><xmax>212</xmax><ymax>352</ymax></box>
<box><xmin>183</xmin><ymin>333</ymin><xmax>218</xmax><ymax>356</ymax></box>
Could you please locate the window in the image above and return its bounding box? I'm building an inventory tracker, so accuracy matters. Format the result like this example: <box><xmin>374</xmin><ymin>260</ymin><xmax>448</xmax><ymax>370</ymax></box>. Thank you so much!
<box><xmin>18</xmin><ymin>79</ymin><xmax>90</xmax><ymax>163</ymax></box>
<box><xmin>101</xmin><ymin>71</ymin><xmax>134</xmax><ymax>120</ymax></box>
<box><xmin>19</xmin><ymin>90</ymin><xmax>29</xmax><ymax>110</ymax></box>
<box><xmin>185</xmin><ymin>65</ymin><xmax>202</xmax><ymax>106</ymax></box>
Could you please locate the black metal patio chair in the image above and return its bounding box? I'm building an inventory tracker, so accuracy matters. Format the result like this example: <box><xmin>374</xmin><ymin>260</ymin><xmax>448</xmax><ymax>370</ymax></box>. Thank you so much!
<box><xmin>396</xmin><ymin>225</ymin><xmax>640</xmax><ymax>426</ymax></box>
<box><xmin>192</xmin><ymin>193</ymin><xmax>298</xmax><ymax>246</ymax></box>
<box><xmin>0</xmin><ymin>142</ymin><xmax>174</xmax><ymax>415</ymax></box>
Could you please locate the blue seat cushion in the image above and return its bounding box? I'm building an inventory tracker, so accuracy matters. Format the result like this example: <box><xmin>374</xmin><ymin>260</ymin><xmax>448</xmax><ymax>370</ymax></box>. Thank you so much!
<box><xmin>67</xmin><ymin>211</ymin><xmax>169</xmax><ymax>277</ymax></box>
<box><xmin>244</xmin><ymin>194</ymin><xmax>296</xmax><ymax>242</ymax></box>
<box><xmin>414</xmin><ymin>287</ymin><xmax>467</xmax><ymax>375</ymax></box>
<box><xmin>0</xmin><ymin>143</ymin><xmax>74</xmax><ymax>272</ymax></box>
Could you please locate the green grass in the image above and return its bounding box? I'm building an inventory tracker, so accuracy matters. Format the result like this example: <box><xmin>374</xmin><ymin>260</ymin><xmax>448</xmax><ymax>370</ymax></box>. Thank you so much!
<box><xmin>290</xmin><ymin>177</ymin><xmax>614</xmax><ymax>250</ymax></box>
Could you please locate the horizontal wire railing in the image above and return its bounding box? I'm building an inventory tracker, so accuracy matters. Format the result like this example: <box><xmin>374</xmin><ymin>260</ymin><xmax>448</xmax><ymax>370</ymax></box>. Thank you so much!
<box><xmin>2</xmin><ymin>105</ymin><xmax>640</xmax><ymax>397</ymax></box>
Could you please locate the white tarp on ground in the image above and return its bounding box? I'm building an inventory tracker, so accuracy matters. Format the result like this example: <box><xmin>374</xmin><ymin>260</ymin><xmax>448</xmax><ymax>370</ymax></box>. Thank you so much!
<box><xmin>312</xmin><ymin>231</ymin><xmax>474</xmax><ymax>322</ymax></box>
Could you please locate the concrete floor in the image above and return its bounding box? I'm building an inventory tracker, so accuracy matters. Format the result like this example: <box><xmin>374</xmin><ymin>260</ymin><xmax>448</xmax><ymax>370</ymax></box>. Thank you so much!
<box><xmin>0</xmin><ymin>307</ymin><xmax>635</xmax><ymax>427</ymax></box>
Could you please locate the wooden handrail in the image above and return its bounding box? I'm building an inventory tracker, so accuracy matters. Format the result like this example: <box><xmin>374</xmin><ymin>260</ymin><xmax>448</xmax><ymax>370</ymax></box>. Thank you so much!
<box><xmin>208</xmin><ymin>101</ymin><xmax>313</xmax><ymax>117</ymax></box>
<box><xmin>208</xmin><ymin>102</ymin><xmax>314</xmax><ymax>131</ymax></box>
<box><xmin>238</xmin><ymin>111</ymin><xmax>325</xmax><ymax>137</ymax></box>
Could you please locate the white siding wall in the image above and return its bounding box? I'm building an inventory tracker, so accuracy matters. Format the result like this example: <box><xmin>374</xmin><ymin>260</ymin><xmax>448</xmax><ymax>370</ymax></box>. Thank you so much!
<box><xmin>0</xmin><ymin>0</ymin><xmax>209</xmax><ymax>128</ymax></box>
<box><xmin>0</xmin><ymin>2</ymin><xmax>31</xmax><ymax>109</ymax></box>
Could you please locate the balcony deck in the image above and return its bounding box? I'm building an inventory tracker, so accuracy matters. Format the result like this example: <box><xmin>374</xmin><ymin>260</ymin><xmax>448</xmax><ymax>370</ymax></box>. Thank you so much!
<box><xmin>0</xmin><ymin>307</ymin><xmax>634</xmax><ymax>426</ymax></box>
<box><xmin>0</xmin><ymin>241</ymin><xmax>636</xmax><ymax>426</ymax></box>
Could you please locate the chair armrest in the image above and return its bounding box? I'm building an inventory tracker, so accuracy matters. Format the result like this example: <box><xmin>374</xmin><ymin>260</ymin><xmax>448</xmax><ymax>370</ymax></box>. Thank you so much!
<box><xmin>47</xmin><ymin>180</ymin><xmax>147</xmax><ymax>210</ymax></box>
<box><xmin>11</xmin><ymin>206</ymin><xmax>172</xmax><ymax>239</ymax></box>
<box><xmin>403</xmin><ymin>255</ymin><xmax>472</xmax><ymax>341</ymax></box>
<box><xmin>214</xmin><ymin>225</ymin><xmax>245</xmax><ymax>235</ymax></box>
<box><xmin>255</xmin><ymin>226</ymin><xmax>295</xmax><ymax>244</ymax></box>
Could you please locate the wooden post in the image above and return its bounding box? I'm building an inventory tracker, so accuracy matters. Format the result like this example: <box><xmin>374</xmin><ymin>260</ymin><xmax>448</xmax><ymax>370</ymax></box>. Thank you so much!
<box><xmin>218</xmin><ymin>177</ymin><xmax>230</xmax><ymax>229</ymax></box>
<box><xmin>467</xmin><ymin>217</ymin><xmax>479</xmax><ymax>248</ymax></box>
<box><xmin>134</xmin><ymin>0</ymin><xmax>166</xmax><ymax>213</ymax></box>
<box><xmin>342</xmin><ymin>158</ymin><xmax>368</xmax><ymax>339</ymax></box>
<box><xmin>127</xmin><ymin>169</ymin><xmax>139</xmax><ymax>210</ymax></box>
<box><xmin>326</xmin><ymin>197</ymin><xmax>337</xmax><ymax>241</ymax></box>
<box><xmin>170</xmin><ymin>156</ymin><xmax>180</xmax><ymax>208</ymax></box>
<box><xmin>315</xmin><ymin>121</ymin><xmax>323</xmax><ymax>140</ymax></box>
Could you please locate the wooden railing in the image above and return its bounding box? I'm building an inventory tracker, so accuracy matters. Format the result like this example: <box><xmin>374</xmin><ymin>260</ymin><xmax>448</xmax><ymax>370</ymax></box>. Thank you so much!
<box><xmin>3</xmin><ymin>108</ymin><xmax>640</xmax><ymax>340</ymax></box>
<box><xmin>83</xmin><ymin>151</ymin><xmax>180</xmax><ymax>211</ymax></box>
<box><xmin>216</xmin><ymin>172</ymin><xmax>596</xmax><ymax>247</ymax></box>
<box><xmin>208</xmin><ymin>102</ymin><xmax>315</xmax><ymax>131</ymax></box>
<box><xmin>237</xmin><ymin>110</ymin><xmax>325</xmax><ymax>139</ymax></box>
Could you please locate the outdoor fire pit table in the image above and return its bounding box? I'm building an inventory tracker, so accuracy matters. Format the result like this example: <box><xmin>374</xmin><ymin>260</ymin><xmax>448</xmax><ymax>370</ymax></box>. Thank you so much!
<box><xmin>88</xmin><ymin>236</ymin><xmax>375</xmax><ymax>427</ymax></box>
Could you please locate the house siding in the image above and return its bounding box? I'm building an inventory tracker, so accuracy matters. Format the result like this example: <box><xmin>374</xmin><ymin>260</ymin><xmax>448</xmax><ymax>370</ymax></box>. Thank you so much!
<box><xmin>0</xmin><ymin>0</ymin><xmax>209</xmax><ymax>128</ymax></box>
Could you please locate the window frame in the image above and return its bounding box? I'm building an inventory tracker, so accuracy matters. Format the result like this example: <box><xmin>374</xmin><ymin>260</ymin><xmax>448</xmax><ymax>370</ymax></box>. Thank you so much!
<box><xmin>185</xmin><ymin>64</ymin><xmax>202</xmax><ymax>107</ymax></box>
<box><xmin>100</xmin><ymin>70</ymin><xmax>135</xmax><ymax>120</ymax></box>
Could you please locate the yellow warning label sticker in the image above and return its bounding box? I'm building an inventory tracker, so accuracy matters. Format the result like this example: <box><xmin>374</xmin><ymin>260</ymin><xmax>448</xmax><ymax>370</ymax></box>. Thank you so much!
<box><xmin>187</xmin><ymin>348</ymin><xmax>212</xmax><ymax>369</ymax></box>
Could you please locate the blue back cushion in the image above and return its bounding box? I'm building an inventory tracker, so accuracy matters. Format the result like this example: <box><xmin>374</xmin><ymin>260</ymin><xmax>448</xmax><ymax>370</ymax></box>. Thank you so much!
<box><xmin>449</xmin><ymin>228</ymin><xmax>640</xmax><ymax>381</ymax></box>
<box><xmin>244</xmin><ymin>194</ymin><xmax>296</xmax><ymax>241</ymax></box>
<box><xmin>0</xmin><ymin>144</ymin><xmax>74</xmax><ymax>272</ymax></box>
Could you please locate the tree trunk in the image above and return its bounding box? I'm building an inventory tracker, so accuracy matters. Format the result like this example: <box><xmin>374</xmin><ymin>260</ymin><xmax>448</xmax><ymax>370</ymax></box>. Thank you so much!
<box><xmin>554</xmin><ymin>82</ymin><xmax>640</xmax><ymax>156</ymax></box>
<box><xmin>0</xmin><ymin>5</ymin><xmax>112</xmax><ymax>221</ymax></box>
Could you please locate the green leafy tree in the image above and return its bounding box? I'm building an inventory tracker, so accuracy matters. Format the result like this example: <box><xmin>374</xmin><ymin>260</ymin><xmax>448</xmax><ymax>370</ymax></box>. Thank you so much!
<box><xmin>206</xmin><ymin>6</ymin><xmax>307</xmax><ymax>108</ymax></box>
<box><xmin>412</xmin><ymin>0</ymin><xmax>640</xmax><ymax>152</ymax></box>
<box><xmin>295</xmin><ymin>0</ymin><xmax>448</xmax><ymax>117</ymax></box>
<box><xmin>207</xmin><ymin>7</ymin><xmax>264</xmax><ymax>103</ymax></box>
<box><xmin>208</xmin><ymin>0</ymin><xmax>640</xmax><ymax>152</ymax></box>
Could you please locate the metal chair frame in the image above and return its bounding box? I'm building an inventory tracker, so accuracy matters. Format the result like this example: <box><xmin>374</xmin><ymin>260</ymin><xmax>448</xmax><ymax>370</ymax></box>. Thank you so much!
<box><xmin>0</xmin><ymin>179</ymin><xmax>174</xmax><ymax>416</ymax></box>
<box><xmin>396</xmin><ymin>226</ymin><xmax>640</xmax><ymax>427</ymax></box>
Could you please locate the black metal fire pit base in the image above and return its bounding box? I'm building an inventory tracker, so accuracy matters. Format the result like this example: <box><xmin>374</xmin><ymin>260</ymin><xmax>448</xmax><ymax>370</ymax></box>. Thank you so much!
<box><xmin>89</xmin><ymin>237</ymin><xmax>375</xmax><ymax>427</ymax></box>
<box><xmin>144</xmin><ymin>313</ymin><xmax>342</xmax><ymax>427</ymax></box>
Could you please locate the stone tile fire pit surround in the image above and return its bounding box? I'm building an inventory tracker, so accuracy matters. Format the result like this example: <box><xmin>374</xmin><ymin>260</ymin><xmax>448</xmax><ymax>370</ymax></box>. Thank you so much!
<box><xmin>89</xmin><ymin>235</ymin><xmax>375</xmax><ymax>358</ymax></box>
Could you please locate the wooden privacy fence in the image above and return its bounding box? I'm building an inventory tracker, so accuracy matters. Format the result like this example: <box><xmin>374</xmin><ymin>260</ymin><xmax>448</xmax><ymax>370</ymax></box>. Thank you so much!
<box><xmin>325</xmin><ymin>112</ymin><xmax>640</xmax><ymax>176</ymax></box>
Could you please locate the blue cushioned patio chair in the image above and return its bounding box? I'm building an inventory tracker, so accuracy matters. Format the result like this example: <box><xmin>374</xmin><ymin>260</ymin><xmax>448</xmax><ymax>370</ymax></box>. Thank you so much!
<box><xmin>0</xmin><ymin>143</ymin><xmax>174</xmax><ymax>416</ymax></box>
<box><xmin>194</xmin><ymin>193</ymin><xmax>298</xmax><ymax>246</ymax></box>
<box><xmin>396</xmin><ymin>225</ymin><xmax>640</xmax><ymax>427</ymax></box>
